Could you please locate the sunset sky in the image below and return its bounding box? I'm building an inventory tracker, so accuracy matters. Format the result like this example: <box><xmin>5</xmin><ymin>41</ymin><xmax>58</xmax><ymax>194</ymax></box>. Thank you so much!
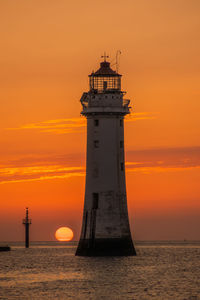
<box><xmin>0</xmin><ymin>0</ymin><xmax>200</xmax><ymax>242</ymax></box>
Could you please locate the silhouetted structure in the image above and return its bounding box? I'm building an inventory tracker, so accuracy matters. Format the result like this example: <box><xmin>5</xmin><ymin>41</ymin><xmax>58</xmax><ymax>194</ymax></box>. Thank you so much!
<box><xmin>22</xmin><ymin>207</ymin><xmax>31</xmax><ymax>248</ymax></box>
<box><xmin>76</xmin><ymin>56</ymin><xmax>136</xmax><ymax>256</ymax></box>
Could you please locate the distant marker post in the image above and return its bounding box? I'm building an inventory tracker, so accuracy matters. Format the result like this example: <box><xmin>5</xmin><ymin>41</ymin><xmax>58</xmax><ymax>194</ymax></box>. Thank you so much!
<box><xmin>22</xmin><ymin>207</ymin><xmax>32</xmax><ymax>248</ymax></box>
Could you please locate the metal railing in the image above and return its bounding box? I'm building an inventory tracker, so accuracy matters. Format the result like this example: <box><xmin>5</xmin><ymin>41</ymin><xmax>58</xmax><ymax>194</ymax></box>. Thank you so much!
<box><xmin>123</xmin><ymin>99</ymin><xmax>130</xmax><ymax>107</ymax></box>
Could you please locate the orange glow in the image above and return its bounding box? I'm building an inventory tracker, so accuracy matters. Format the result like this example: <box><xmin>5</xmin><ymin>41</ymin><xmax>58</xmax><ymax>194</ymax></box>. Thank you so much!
<box><xmin>55</xmin><ymin>227</ymin><xmax>74</xmax><ymax>242</ymax></box>
<box><xmin>0</xmin><ymin>0</ymin><xmax>200</xmax><ymax>242</ymax></box>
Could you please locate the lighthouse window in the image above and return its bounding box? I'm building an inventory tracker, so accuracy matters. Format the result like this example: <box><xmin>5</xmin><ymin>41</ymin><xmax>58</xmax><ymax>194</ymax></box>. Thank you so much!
<box><xmin>94</xmin><ymin>140</ymin><xmax>99</xmax><ymax>148</ymax></box>
<box><xmin>120</xmin><ymin>141</ymin><xmax>123</xmax><ymax>148</ymax></box>
<box><xmin>120</xmin><ymin>119</ymin><xmax>123</xmax><ymax>127</ymax></box>
<box><xmin>121</xmin><ymin>163</ymin><xmax>124</xmax><ymax>171</ymax></box>
<box><xmin>92</xmin><ymin>193</ymin><xmax>99</xmax><ymax>209</ymax></box>
<box><xmin>94</xmin><ymin>119</ymin><xmax>99</xmax><ymax>126</ymax></box>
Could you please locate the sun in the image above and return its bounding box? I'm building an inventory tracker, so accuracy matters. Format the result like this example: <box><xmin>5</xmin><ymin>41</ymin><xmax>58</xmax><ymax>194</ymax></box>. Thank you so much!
<box><xmin>55</xmin><ymin>227</ymin><xmax>74</xmax><ymax>242</ymax></box>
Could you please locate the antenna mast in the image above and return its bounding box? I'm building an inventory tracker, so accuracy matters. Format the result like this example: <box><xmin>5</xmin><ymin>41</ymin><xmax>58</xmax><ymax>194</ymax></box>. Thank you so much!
<box><xmin>116</xmin><ymin>50</ymin><xmax>121</xmax><ymax>73</ymax></box>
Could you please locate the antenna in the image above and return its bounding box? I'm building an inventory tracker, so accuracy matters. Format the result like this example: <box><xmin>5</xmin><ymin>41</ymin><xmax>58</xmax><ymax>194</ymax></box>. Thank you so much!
<box><xmin>116</xmin><ymin>50</ymin><xmax>121</xmax><ymax>73</ymax></box>
<box><xmin>111</xmin><ymin>50</ymin><xmax>122</xmax><ymax>72</ymax></box>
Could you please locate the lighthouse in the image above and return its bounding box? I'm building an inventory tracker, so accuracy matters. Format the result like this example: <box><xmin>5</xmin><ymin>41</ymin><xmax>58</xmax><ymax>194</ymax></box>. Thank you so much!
<box><xmin>22</xmin><ymin>207</ymin><xmax>31</xmax><ymax>248</ymax></box>
<box><xmin>76</xmin><ymin>56</ymin><xmax>136</xmax><ymax>256</ymax></box>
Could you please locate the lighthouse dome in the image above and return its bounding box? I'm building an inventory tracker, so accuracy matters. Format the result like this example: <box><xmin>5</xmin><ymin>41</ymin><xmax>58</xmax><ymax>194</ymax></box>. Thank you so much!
<box><xmin>89</xmin><ymin>60</ymin><xmax>121</xmax><ymax>93</ymax></box>
<box><xmin>92</xmin><ymin>61</ymin><xmax>120</xmax><ymax>76</ymax></box>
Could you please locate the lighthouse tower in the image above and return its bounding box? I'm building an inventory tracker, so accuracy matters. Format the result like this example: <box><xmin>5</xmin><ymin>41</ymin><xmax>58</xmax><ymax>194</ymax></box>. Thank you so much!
<box><xmin>76</xmin><ymin>56</ymin><xmax>136</xmax><ymax>256</ymax></box>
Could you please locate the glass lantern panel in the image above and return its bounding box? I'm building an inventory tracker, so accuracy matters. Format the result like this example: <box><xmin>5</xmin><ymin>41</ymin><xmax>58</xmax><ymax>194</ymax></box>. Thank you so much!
<box><xmin>90</xmin><ymin>76</ymin><xmax>121</xmax><ymax>92</ymax></box>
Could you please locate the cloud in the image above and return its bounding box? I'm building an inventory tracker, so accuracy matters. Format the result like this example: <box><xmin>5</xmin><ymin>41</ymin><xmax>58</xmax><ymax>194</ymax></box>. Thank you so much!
<box><xmin>0</xmin><ymin>165</ymin><xmax>85</xmax><ymax>184</ymax></box>
<box><xmin>0</xmin><ymin>146</ymin><xmax>199</xmax><ymax>184</ymax></box>
<box><xmin>126</xmin><ymin>112</ymin><xmax>159</xmax><ymax>122</ymax></box>
<box><xmin>7</xmin><ymin>112</ymin><xmax>158</xmax><ymax>134</ymax></box>
<box><xmin>126</xmin><ymin>164</ymin><xmax>200</xmax><ymax>175</ymax></box>
<box><xmin>126</xmin><ymin>146</ymin><xmax>200</xmax><ymax>174</ymax></box>
<box><xmin>7</xmin><ymin>118</ymin><xmax>86</xmax><ymax>134</ymax></box>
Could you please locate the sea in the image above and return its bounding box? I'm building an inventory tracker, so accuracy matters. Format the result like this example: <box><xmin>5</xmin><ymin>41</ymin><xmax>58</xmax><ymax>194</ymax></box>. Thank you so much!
<box><xmin>0</xmin><ymin>241</ymin><xmax>199</xmax><ymax>300</ymax></box>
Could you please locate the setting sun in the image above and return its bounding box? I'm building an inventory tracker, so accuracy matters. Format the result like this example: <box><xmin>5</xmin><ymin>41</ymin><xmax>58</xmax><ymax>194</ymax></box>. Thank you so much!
<box><xmin>55</xmin><ymin>227</ymin><xmax>74</xmax><ymax>242</ymax></box>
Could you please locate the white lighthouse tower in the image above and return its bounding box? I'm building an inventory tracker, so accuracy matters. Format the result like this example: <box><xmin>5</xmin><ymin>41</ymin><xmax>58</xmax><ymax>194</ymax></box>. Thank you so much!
<box><xmin>76</xmin><ymin>56</ymin><xmax>136</xmax><ymax>256</ymax></box>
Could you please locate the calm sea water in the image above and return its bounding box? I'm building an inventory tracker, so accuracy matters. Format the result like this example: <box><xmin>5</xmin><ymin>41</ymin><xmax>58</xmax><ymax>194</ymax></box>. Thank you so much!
<box><xmin>0</xmin><ymin>241</ymin><xmax>199</xmax><ymax>300</ymax></box>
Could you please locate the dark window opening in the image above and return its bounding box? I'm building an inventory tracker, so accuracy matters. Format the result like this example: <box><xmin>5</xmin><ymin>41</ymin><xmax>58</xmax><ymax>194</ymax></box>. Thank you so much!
<box><xmin>94</xmin><ymin>140</ymin><xmax>99</xmax><ymax>148</ymax></box>
<box><xmin>92</xmin><ymin>193</ymin><xmax>99</xmax><ymax>209</ymax></box>
<box><xmin>120</xmin><ymin>119</ymin><xmax>123</xmax><ymax>127</ymax></box>
<box><xmin>121</xmin><ymin>162</ymin><xmax>124</xmax><ymax>171</ymax></box>
<box><xmin>120</xmin><ymin>141</ymin><xmax>123</xmax><ymax>148</ymax></box>
<box><xmin>94</xmin><ymin>119</ymin><xmax>99</xmax><ymax>126</ymax></box>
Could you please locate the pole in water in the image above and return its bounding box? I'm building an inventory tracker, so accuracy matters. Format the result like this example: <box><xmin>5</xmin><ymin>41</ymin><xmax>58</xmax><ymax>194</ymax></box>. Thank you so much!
<box><xmin>22</xmin><ymin>207</ymin><xmax>32</xmax><ymax>248</ymax></box>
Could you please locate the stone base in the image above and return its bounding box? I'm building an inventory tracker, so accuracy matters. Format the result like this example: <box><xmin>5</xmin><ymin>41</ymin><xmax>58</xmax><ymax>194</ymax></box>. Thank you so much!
<box><xmin>75</xmin><ymin>237</ymin><xmax>136</xmax><ymax>256</ymax></box>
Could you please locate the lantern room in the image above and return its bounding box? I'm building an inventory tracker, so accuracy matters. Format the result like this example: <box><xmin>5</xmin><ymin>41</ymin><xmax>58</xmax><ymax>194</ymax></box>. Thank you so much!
<box><xmin>89</xmin><ymin>60</ymin><xmax>121</xmax><ymax>93</ymax></box>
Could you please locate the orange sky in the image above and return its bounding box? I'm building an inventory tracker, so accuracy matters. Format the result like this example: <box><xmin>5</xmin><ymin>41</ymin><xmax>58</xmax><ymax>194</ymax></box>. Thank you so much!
<box><xmin>0</xmin><ymin>0</ymin><xmax>200</xmax><ymax>241</ymax></box>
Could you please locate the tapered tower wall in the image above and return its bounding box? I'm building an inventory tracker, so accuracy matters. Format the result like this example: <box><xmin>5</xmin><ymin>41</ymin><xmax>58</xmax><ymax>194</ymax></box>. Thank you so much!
<box><xmin>83</xmin><ymin>114</ymin><xmax>130</xmax><ymax>237</ymax></box>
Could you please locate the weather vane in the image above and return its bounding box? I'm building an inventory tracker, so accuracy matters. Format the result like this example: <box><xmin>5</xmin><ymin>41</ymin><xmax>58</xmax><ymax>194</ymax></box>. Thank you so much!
<box><xmin>101</xmin><ymin>52</ymin><xmax>109</xmax><ymax>62</ymax></box>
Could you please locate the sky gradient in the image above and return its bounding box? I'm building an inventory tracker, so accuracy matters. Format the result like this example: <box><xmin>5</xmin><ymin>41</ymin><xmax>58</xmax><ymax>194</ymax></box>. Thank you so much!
<box><xmin>0</xmin><ymin>0</ymin><xmax>200</xmax><ymax>241</ymax></box>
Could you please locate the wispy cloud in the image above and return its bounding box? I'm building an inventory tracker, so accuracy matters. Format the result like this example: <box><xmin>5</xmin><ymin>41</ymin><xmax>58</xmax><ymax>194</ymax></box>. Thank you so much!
<box><xmin>0</xmin><ymin>146</ymin><xmax>199</xmax><ymax>184</ymax></box>
<box><xmin>7</xmin><ymin>112</ymin><xmax>158</xmax><ymax>134</ymax></box>
<box><xmin>126</xmin><ymin>163</ymin><xmax>200</xmax><ymax>175</ymax></box>
<box><xmin>126</xmin><ymin>146</ymin><xmax>200</xmax><ymax>174</ymax></box>
<box><xmin>7</xmin><ymin>118</ymin><xmax>86</xmax><ymax>134</ymax></box>
<box><xmin>0</xmin><ymin>165</ymin><xmax>85</xmax><ymax>184</ymax></box>
<box><xmin>126</xmin><ymin>112</ymin><xmax>159</xmax><ymax>122</ymax></box>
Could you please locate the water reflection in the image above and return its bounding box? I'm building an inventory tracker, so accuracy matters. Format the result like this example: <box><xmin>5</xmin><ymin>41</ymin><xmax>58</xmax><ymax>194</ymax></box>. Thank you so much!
<box><xmin>0</xmin><ymin>241</ymin><xmax>199</xmax><ymax>299</ymax></box>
